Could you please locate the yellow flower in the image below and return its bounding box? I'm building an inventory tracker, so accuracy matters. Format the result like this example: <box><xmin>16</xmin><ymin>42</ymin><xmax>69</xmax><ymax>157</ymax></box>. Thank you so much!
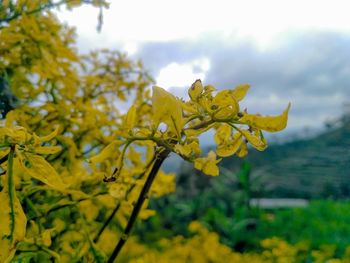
<box><xmin>194</xmin><ymin>151</ymin><xmax>221</xmax><ymax>176</ymax></box>
<box><xmin>174</xmin><ymin>138</ymin><xmax>201</xmax><ymax>159</ymax></box>
<box><xmin>236</xmin><ymin>139</ymin><xmax>248</xmax><ymax>157</ymax></box>
<box><xmin>237</xmin><ymin>128</ymin><xmax>267</xmax><ymax>151</ymax></box>
<box><xmin>0</xmin><ymin>111</ymin><xmax>67</xmax><ymax>191</ymax></box>
<box><xmin>211</xmin><ymin>90</ymin><xmax>239</xmax><ymax>119</ymax></box>
<box><xmin>216</xmin><ymin>132</ymin><xmax>242</xmax><ymax>157</ymax></box>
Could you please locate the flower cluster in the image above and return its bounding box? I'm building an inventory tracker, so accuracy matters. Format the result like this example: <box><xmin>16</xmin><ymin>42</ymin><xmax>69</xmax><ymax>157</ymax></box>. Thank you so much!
<box><xmin>91</xmin><ymin>80</ymin><xmax>290</xmax><ymax>177</ymax></box>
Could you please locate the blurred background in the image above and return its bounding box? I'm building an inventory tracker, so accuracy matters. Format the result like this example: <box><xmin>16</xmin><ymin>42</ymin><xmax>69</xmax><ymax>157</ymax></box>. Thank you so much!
<box><xmin>56</xmin><ymin>0</ymin><xmax>350</xmax><ymax>138</ymax></box>
<box><xmin>55</xmin><ymin>0</ymin><xmax>350</xmax><ymax>259</ymax></box>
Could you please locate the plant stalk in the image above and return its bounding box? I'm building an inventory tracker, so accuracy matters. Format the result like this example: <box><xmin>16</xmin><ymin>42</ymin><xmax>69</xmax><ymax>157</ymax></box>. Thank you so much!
<box><xmin>107</xmin><ymin>149</ymin><xmax>170</xmax><ymax>263</ymax></box>
<box><xmin>94</xmin><ymin>155</ymin><xmax>157</xmax><ymax>243</ymax></box>
<box><xmin>8</xmin><ymin>145</ymin><xmax>15</xmax><ymax>242</ymax></box>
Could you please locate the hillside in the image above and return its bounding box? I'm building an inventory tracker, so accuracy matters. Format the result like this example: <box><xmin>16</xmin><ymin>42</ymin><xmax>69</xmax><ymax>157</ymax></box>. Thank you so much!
<box><xmin>175</xmin><ymin>118</ymin><xmax>350</xmax><ymax>199</ymax></box>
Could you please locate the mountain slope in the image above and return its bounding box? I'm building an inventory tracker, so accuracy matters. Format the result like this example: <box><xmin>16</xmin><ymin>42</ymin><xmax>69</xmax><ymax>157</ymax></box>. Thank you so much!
<box><xmin>174</xmin><ymin>119</ymin><xmax>350</xmax><ymax>199</ymax></box>
<box><xmin>218</xmin><ymin>120</ymin><xmax>350</xmax><ymax>198</ymax></box>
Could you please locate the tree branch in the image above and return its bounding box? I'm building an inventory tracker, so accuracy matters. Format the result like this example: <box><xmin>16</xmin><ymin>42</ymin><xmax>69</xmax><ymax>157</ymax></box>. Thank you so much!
<box><xmin>93</xmin><ymin>155</ymin><xmax>157</xmax><ymax>243</ymax></box>
<box><xmin>107</xmin><ymin>148</ymin><xmax>170</xmax><ymax>263</ymax></box>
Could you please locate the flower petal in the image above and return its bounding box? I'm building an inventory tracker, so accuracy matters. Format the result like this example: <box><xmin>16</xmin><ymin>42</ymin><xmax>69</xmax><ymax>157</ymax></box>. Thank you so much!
<box><xmin>232</xmin><ymin>84</ymin><xmax>250</xmax><ymax>101</ymax></box>
<box><xmin>240</xmin><ymin>103</ymin><xmax>291</xmax><ymax>132</ymax></box>
<box><xmin>188</xmin><ymin>79</ymin><xmax>203</xmax><ymax>101</ymax></box>
<box><xmin>34</xmin><ymin>146</ymin><xmax>62</xmax><ymax>155</ymax></box>
<box><xmin>216</xmin><ymin>133</ymin><xmax>242</xmax><ymax>157</ymax></box>
<box><xmin>238</xmin><ymin>129</ymin><xmax>267</xmax><ymax>151</ymax></box>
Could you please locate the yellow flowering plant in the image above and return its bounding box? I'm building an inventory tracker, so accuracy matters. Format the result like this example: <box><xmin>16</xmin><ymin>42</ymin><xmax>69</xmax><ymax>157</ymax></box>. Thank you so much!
<box><xmin>0</xmin><ymin>1</ymin><xmax>291</xmax><ymax>262</ymax></box>
<box><xmin>116</xmin><ymin>222</ymin><xmax>350</xmax><ymax>263</ymax></box>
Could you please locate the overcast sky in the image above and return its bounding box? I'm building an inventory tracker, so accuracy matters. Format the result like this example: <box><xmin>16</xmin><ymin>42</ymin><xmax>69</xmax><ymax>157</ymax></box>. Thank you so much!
<box><xmin>56</xmin><ymin>0</ymin><xmax>350</xmax><ymax>142</ymax></box>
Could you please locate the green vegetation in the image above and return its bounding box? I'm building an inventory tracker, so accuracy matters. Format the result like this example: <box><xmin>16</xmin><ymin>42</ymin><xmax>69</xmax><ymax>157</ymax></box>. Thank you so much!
<box><xmin>139</xmin><ymin>192</ymin><xmax>350</xmax><ymax>258</ymax></box>
<box><xmin>257</xmin><ymin>201</ymin><xmax>350</xmax><ymax>257</ymax></box>
<box><xmin>135</xmin><ymin>118</ymin><xmax>350</xmax><ymax>259</ymax></box>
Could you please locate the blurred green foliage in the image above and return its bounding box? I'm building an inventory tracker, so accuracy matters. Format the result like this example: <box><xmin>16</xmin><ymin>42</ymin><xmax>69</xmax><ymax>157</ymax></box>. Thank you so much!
<box><xmin>136</xmin><ymin>120</ymin><xmax>350</xmax><ymax>258</ymax></box>
<box><xmin>257</xmin><ymin>201</ymin><xmax>350</xmax><ymax>257</ymax></box>
<box><xmin>137</xmin><ymin>159</ymin><xmax>350</xmax><ymax>259</ymax></box>
<box><xmin>135</xmin><ymin>162</ymin><xmax>264</xmax><ymax>251</ymax></box>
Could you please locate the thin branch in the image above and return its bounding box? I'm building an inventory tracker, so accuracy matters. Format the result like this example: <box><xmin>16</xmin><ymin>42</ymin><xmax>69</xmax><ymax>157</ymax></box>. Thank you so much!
<box><xmin>27</xmin><ymin>191</ymin><xmax>107</xmax><ymax>221</ymax></box>
<box><xmin>0</xmin><ymin>152</ymin><xmax>9</xmax><ymax>166</ymax></box>
<box><xmin>107</xmin><ymin>149</ymin><xmax>170</xmax><ymax>263</ymax></box>
<box><xmin>8</xmin><ymin>145</ymin><xmax>15</xmax><ymax>242</ymax></box>
<box><xmin>93</xmin><ymin>202</ymin><xmax>121</xmax><ymax>244</ymax></box>
<box><xmin>93</xmin><ymin>154</ymin><xmax>157</xmax><ymax>243</ymax></box>
<box><xmin>186</xmin><ymin>119</ymin><xmax>214</xmax><ymax>131</ymax></box>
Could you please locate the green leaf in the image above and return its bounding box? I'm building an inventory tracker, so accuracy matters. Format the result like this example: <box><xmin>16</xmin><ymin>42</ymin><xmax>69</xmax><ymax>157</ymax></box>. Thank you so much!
<box><xmin>10</xmin><ymin>253</ymin><xmax>36</xmax><ymax>263</ymax></box>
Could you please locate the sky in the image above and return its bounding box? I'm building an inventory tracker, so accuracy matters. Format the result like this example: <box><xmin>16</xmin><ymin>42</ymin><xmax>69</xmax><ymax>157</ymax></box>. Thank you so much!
<box><xmin>56</xmin><ymin>0</ymin><xmax>350</xmax><ymax>142</ymax></box>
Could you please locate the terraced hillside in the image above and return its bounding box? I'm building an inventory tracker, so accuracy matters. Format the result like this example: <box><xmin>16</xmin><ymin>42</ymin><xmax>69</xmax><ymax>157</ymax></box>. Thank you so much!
<box><xmin>222</xmin><ymin>119</ymin><xmax>350</xmax><ymax>198</ymax></box>
<box><xmin>177</xmin><ymin>118</ymin><xmax>350</xmax><ymax>199</ymax></box>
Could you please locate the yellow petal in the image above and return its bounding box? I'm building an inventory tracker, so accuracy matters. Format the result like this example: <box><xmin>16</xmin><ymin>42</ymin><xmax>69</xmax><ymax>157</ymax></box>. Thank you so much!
<box><xmin>188</xmin><ymin>79</ymin><xmax>203</xmax><ymax>101</ymax></box>
<box><xmin>238</xmin><ymin>129</ymin><xmax>267</xmax><ymax>151</ymax></box>
<box><xmin>203</xmin><ymin>84</ymin><xmax>217</xmax><ymax>97</ymax></box>
<box><xmin>0</xmin><ymin>127</ymin><xmax>12</xmax><ymax>138</ymax></box>
<box><xmin>109</xmin><ymin>184</ymin><xmax>127</xmax><ymax>199</ymax></box>
<box><xmin>139</xmin><ymin>200</ymin><xmax>156</xmax><ymax>220</ymax></box>
<box><xmin>152</xmin><ymin>86</ymin><xmax>177</xmax><ymax>126</ymax></box>
<box><xmin>182</xmin><ymin>101</ymin><xmax>198</xmax><ymax>114</ymax></box>
<box><xmin>22</xmin><ymin>153</ymin><xmax>68</xmax><ymax>191</ymax></box>
<box><xmin>188</xmin><ymin>141</ymin><xmax>201</xmax><ymax>157</ymax></box>
<box><xmin>240</xmin><ymin>103</ymin><xmax>291</xmax><ymax>132</ymax></box>
<box><xmin>232</xmin><ymin>84</ymin><xmax>250</xmax><ymax>101</ymax></box>
<box><xmin>194</xmin><ymin>151</ymin><xmax>221</xmax><ymax>176</ymax></box>
<box><xmin>127</xmin><ymin>146</ymin><xmax>143</xmax><ymax>167</ymax></box>
<box><xmin>4</xmin><ymin>111</ymin><xmax>15</xmax><ymax>128</ymax></box>
<box><xmin>34</xmin><ymin>146</ymin><xmax>62</xmax><ymax>155</ymax></box>
<box><xmin>0</xmin><ymin>126</ymin><xmax>28</xmax><ymax>144</ymax></box>
<box><xmin>175</xmin><ymin>142</ymin><xmax>200</xmax><ymax>159</ymax></box>
<box><xmin>152</xmin><ymin>86</ymin><xmax>183</xmax><ymax>137</ymax></box>
<box><xmin>203</xmin><ymin>161</ymin><xmax>220</xmax><ymax>176</ymax></box>
<box><xmin>124</xmin><ymin>105</ymin><xmax>136</xmax><ymax>131</ymax></box>
<box><xmin>194</xmin><ymin>158</ymin><xmax>204</xmax><ymax>171</ymax></box>
<box><xmin>237</xmin><ymin>140</ymin><xmax>248</xmax><ymax>157</ymax></box>
<box><xmin>216</xmin><ymin>133</ymin><xmax>242</xmax><ymax>157</ymax></box>
<box><xmin>87</xmin><ymin>140</ymin><xmax>122</xmax><ymax>163</ymax></box>
<box><xmin>42</xmin><ymin>228</ymin><xmax>55</xmax><ymax>247</ymax></box>
<box><xmin>37</xmin><ymin>126</ymin><xmax>59</xmax><ymax>143</ymax></box>
<box><xmin>198</xmin><ymin>96</ymin><xmax>212</xmax><ymax>113</ymax></box>
<box><xmin>214</xmin><ymin>124</ymin><xmax>232</xmax><ymax>144</ymax></box>
<box><xmin>211</xmin><ymin>90</ymin><xmax>239</xmax><ymax>119</ymax></box>
<box><xmin>174</xmin><ymin>144</ymin><xmax>192</xmax><ymax>157</ymax></box>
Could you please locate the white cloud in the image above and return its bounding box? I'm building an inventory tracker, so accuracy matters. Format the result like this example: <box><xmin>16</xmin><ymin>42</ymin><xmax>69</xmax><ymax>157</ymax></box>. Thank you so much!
<box><xmin>53</xmin><ymin>1</ymin><xmax>350</xmax><ymax>136</ymax></box>
<box><xmin>55</xmin><ymin>0</ymin><xmax>350</xmax><ymax>50</ymax></box>
<box><xmin>155</xmin><ymin>57</ymin><xmax>210</xmax><ymax>89</ymax></box>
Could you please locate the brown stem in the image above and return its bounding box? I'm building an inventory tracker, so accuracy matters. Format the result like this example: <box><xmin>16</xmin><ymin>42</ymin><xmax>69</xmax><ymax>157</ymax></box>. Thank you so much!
<box><xmin>107</xmin><ymin>149</ymin><xmax>170</xmax><ymax>263</ymax></box>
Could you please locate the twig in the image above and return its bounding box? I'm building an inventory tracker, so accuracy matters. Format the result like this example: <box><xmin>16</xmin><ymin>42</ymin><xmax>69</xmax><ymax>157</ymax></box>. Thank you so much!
<box><xmin>107</xmin><ymin>149</ymin><xmax>170</xmax><ymax>263</ymax></box>
<box><xmin>93</xmin><ymin>154</ymin><xmax>157</xmax><ymax>243</ymax></box>
<box><xmin>8</xmin><ymin>145</ymin><xmax>15</xmax><ymax>242</ymax></box>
